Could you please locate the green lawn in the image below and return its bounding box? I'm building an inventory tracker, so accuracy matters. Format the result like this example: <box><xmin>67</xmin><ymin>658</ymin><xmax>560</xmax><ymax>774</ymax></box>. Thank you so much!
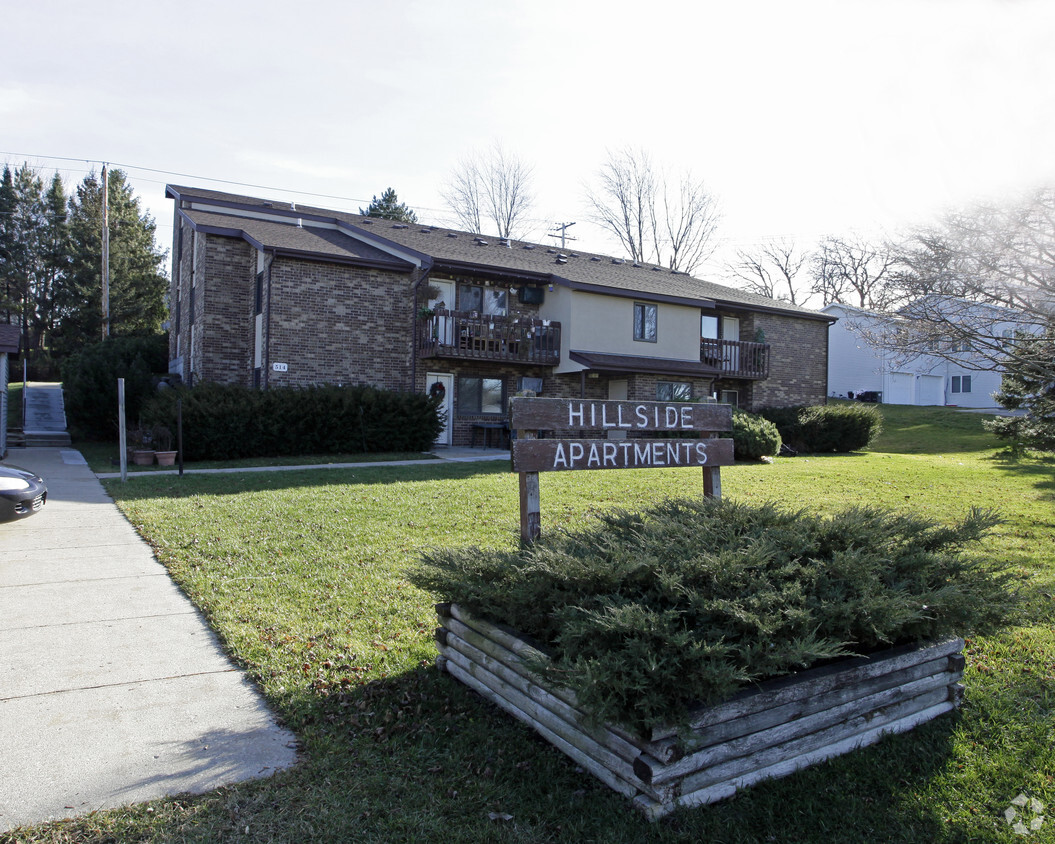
<box><xmin>13</xmin><ymin>405</ymin><xmax>1055</xmax><ymax>843</ymax></box>
<box><xmin>74</xmin><ymin>440</ymin><xmax>437</xmax><ymax>474</ymax></box>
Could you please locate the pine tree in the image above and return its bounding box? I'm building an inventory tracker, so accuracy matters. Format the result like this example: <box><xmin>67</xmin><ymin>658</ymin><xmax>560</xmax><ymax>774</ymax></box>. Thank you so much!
<box><xmin>0</xmin><ymin>166</ymin><xmax>16</xmax><ymax>323</ymax></box>
<box><xmin>54</xmin><ymin>169</ymin><xmax>167</xmax><ymax>355</ymax></box>
<box><xmin>986</xmin><ymin>331</ymin><xmax>1055</xmax><ymax>453</ymax></box>
<box><xmin>35</xmin><ymin>173</ymin><xmax>70</xmax><ymax>354</ymax></box>
<box><xmin>0</xmin><ymin>165</ymin><xmax>46</xmax><ymax>353</ymax></box>
<box><xmin>359</xmin><ymin>187</ymin><xmax>418</xmax><ymax>223</ymax></box>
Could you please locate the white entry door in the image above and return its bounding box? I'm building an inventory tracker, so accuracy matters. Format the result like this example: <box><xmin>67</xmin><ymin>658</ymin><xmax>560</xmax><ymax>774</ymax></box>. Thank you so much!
<box><xmin>427</xmin><ymin>372</ymin><xmax>454</xmax><ymax>446</ymax></box>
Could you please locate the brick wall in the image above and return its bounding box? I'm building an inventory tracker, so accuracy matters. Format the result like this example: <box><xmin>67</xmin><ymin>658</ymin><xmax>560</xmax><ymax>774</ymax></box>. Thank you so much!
<box><xmin>199</xmin><ymin>236</ymin><xmax>255</xmax><ymax>385</ymax></box>
<box><xmin>746</xmin><ymin>312</ymin><xmax>830</xmax><ymax>409</ymax></box>
<box><xmin>266</xmin><ymin>258</ymin><xmax>416</xmax><ymax>390</ymax></box>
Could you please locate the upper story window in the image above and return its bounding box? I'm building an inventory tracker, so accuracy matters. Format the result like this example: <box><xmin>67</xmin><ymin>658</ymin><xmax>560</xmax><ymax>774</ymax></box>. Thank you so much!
<box><xmin>460</xmin><ymin>284</ymin><xmax>508</xmax><ymax>316</ymax></box>
<box><xmin>634</xmin><ymin>302</ymin><xmax>657</xmax><ymax>342</ymax></box>
<box><xmin>701</xmin><ymin>314</ymin><xmax>719</xmax><ymax>340</ymax></box>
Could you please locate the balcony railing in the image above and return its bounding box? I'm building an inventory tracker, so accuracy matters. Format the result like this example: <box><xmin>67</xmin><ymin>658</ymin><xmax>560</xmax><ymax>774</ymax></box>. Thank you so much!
<box><xmin>701</xmin><ymin>338</ymin><xmax>770</xmax><ymax>380</ymax></box>
<box><xmin>417</xmin><ymin>309</ymin><xmax>561</xmax><ymax>366</ymax></box>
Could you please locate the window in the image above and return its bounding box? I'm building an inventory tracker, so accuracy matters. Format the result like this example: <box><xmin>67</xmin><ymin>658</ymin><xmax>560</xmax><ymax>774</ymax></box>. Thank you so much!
<box><xmin>634</xmin><ymin>302</ymin><xmax>657</xmax><ymax>342</ymax></box>
<box><xmin>719</xmin><ymin>390</ymin><xmax>739</xmax><ymax>408</ymax></box>
<box><xmin>255</xmin><ymin>272</ymin><xmax>264</xmax><ymax>315</ymax></box>
<box><xmin>460</xmin><ymin>284</ymin><xmax>482</xmax><ymax>312</ymax></box>
<box><xmin>701</xmin><ymin>314</ymin><xmax>719</xmax><ymax>340</ymax></box>
<box><xmin>189</xmin><ymin>285</ymin><xmax>195</xmax><ymax>325</ymax></box>
<box><xmin>484</xmin><ymin>289</ymin><xmax>507</xmax><ymax>316</ymax></box>
<box><xmin>657</xmin><ymin>381</ymin><xmax>692</xmax><ymax>401</ymax></box>
<box><xmin>458</xmin><ymin>376</ymin><xmax>504</xmax><ymax>415</ymax></box>
<box><xmin>459</xmin><ymin>285</ymin><xmax>508</xmax><ymax>316</ymax></box>
<box><xmin>174</xmin><ymin>288</ymin><xmax>181</xmax><ymax>336</ymax></box>
<box><xmin>951</xmin><ymin>375</ymin><xmax>972</xmax><ymax>394</ymax></box>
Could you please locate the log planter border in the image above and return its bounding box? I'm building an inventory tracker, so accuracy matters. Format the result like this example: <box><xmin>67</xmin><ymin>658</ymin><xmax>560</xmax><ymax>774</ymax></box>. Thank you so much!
<box><xmin>435</xmin><ymin>602</ymin><xmax>965</xmax><ymax>821</ymax></box>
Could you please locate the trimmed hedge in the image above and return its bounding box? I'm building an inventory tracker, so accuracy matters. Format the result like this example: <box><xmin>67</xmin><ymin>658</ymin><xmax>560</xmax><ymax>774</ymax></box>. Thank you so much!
<box><xmin>760</xmin><ymin>403</ymin><xmax>882</xmax><ymax>453</ymax></box>
<box><xmin>141</xmin><ymin>382</ymin><xmax>443</xmax><ymax>461</ymax></box>
<box><xmin>729</xmin><ymin>408</ymin><xmax>782</xmax><ymax>460</ymax></box>
<box><xmin>414</xmin><ymin>497</ymin><xmax>1014</xmax><ymax>735</ymax></box>
<box><xmin>61</xmin><ymin>335</ymin><xmax>169</xmax><ymax>440</ymax></box>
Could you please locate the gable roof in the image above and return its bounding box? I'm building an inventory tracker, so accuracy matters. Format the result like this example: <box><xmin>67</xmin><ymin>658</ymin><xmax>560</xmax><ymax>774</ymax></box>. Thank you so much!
<box><xmin>167</xmin><ymin>184</ymin><xmax>833</xmax><ymax>321</ymax></box>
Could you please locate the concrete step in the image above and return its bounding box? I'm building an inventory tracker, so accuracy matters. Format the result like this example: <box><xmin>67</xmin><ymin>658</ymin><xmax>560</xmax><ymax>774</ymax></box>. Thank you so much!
<box><xmin>23</xmin><ymin>431</ymin><xmax>73</xmax><ymax>447</ymax></box>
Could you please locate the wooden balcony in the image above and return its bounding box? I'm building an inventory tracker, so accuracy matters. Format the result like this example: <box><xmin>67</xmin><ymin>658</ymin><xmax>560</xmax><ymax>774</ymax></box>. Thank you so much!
<box><xmin>417</xmin><ymin>309</ymin><xmax>561</xmax><ymax>366</ymax></box>
<box><xmin>701</xmin><ymin>338</ymin><xmax>770</xmax><ymax>380</ymax></box>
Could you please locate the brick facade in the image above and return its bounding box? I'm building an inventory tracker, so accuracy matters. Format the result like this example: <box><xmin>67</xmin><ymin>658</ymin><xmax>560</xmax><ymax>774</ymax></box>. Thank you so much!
<box><xmin>168</xmin><ymin>205</ymin><xmax>830</xmax><ymax>448</ymax></box>
<box><xmin>266</xmin><ymin>258</ymin><xmax>416</xmax><ymax>390</ymax></box>
<box><xmin>742</xmin><ymin>312</ymin><xmax>830</xmax><ymax>409</ymax></box>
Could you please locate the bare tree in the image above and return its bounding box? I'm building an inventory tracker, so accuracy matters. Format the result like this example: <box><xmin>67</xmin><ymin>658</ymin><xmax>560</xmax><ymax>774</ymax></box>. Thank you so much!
<box><xmin>810</xmin><ymin>235</ymin><xmax>901</xmax><ymax>309</ymax></box>
<box><xmin>869</xmin><ymin>189</ymin><xmax>1055</xmax><ymax>372</ymax></box>
<box><xmin>725</xmin><ymin>239</ymin><xmax>811</xmax><ymax>305</ymax></box>
<box><xmin>442</xmin><ymin>143</ymin><xmax>535</xmax><ymax>240</ymax></box>
<box><xmin>585</xmin><ymin>147</ymin><xmax>719</xmax><ymax>274</ymax></box>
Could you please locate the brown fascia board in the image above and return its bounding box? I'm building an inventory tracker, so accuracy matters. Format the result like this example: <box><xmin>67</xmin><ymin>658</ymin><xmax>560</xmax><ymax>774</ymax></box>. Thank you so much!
<box><xmin>430</xmin><ymin>258</ymin><xmax>553</xmax><ymax>285</ymax></box>
<box><xmin>554</xmin><ymin>276</ymin><xmax>717</xmax><ymax>309</ymax></box>
<box><xmin>569</xmin><ymin>350</ymin><xmax>718</xmax><ymax>378</ymax></box>
<box><xmin>715</xmin><ymin>299</ymin><xmax>837</xmax><ymax>323</ymax></box>
<box><xmin>168</xmin><ymin>186</ymin><xmax>431</xmax><ymax>269</ymax></box>
<box><xmin>176</xmin><ymin>209</ymin><xmax>416</xmax><ymax>273</ymax></box>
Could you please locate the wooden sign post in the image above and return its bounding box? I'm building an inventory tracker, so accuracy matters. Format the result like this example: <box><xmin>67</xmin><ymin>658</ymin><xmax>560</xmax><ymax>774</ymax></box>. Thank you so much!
<box><xmin>510</xmin><ymin>397</ymin><xmax>734</xmax><ymax>544</ymax></box>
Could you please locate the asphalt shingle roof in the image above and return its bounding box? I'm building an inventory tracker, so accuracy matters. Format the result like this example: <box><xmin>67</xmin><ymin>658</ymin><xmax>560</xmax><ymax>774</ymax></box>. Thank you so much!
<box><xmin>0</xmin><ymin>324</ymin><xmax>20</xmax><ymax>354</ymax></box>
<box><xmin>167</xmin><ymin>184</ymin><xmax>831</xmax><ymax>320</ymax></box>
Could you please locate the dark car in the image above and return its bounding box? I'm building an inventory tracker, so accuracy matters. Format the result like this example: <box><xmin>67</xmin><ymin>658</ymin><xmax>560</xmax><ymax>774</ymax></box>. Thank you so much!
<box><xmin>0</xmin><ymin>464</ymin><xmax>47</xmax><ymax>521</ymax></box>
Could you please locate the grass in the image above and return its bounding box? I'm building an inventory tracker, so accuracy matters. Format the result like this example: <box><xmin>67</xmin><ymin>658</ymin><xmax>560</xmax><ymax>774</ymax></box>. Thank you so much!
<box><xmin>74</xmin><ymin>440</ymin><xmax>438</xmax><ymax>474</ymax></box>
<box><xmin>8</xmin><ymin>405</ymin><xmax>1055</xmax><ymax>843</ymax></box>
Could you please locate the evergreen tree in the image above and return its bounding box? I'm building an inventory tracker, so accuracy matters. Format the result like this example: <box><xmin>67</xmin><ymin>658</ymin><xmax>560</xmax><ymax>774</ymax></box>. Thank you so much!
<box><xmin>0</xmin><ymin>166</ymin><xmax>16</xmax><ymax>323</ymax></box>
<box><xmin>54</xmin><ymin>169</ymin><xmax>167</xmax><ymax>355</ymax></box>
<box><xmin>359</xmin><ymin>187</ymin><xmax>418</xmax><ymax>223</ymax></box>
<box><xmin>36</xmin><ymin>173</ymin><xmax>70</xmax><ymax>353</ymax></box>
<box><xmin>0</xmin><ymin>165</ymin><xmax>46</xmax><ymax>352</ymax></box>
<box><xmin>986</xmin><ymin>331</ymin><xmax>1055</xmax><ymax>453</ymax></box>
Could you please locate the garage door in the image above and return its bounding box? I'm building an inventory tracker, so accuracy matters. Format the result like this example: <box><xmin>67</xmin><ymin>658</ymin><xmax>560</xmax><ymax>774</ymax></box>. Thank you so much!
<box><xmin>886</xmin><ymin>372</ymin><xmax>915</xmax><ymax>405</ymax></box>
<box><xmin>917</xmin><ymin>375</ymin><xmax>943</xmax><ymax>406</ymax></box>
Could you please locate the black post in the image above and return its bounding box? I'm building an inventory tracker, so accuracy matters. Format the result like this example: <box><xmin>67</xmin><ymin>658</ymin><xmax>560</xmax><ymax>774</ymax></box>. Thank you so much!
<box><xmin>177</xmin><ymin>398</ymin><xmax>184</xmax><ymax>477</ymax></box>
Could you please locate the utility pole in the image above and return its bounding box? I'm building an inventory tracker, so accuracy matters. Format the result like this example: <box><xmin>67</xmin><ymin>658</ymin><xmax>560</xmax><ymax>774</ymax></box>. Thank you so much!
<box><xmin>101</xmin><ymin>163</ymin><xmax>110</xmax><ymax>340</ymax></box>
<box><xmin>548</xmin><ymin>221</ymin><xmax>577</xmax><ymax>250</ymax></box>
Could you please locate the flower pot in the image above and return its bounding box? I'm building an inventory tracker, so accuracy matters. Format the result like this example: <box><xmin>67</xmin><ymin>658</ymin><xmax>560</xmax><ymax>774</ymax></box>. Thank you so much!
<box><xmin>435</xmin><ymin>603</ymin><xmax>965</xmax><ymax>821</ymax></box>
<box><xmin>132</xmin><ymin>449</ymin><xmax>155</xmax><ymax>466</ymax></box>
<box><xmin>155</xmin><ymin>451</ymin><xmax>177</xmax><ymax>466</ymax></box>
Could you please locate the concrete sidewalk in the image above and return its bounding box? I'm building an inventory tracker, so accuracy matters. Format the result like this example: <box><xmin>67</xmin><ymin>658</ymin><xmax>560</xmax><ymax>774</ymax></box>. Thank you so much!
<box><xmin>0</xmin><ymin>448</ymin><xmax>297</xmax><ymax>833</ymax></box>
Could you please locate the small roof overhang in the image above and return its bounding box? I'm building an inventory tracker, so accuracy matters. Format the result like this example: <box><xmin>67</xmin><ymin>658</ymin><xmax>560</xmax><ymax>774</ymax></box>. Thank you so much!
<box><xmin>0</xmin><ymin>325</ymin><xmax>20</xmax><ymax>355</ymax></box>
<box><xmin>569</xmin><ymin>351</ymin><xmax>719</xmax><ymax>379</ymax></box>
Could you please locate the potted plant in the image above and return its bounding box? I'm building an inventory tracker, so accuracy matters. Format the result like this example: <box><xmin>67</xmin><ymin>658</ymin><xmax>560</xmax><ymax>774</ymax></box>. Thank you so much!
<box><xmin>129</xmin><ymin>425</ymin><xmax>155</xmax><ymax>466</ymax></box>
<box><xmin>152</xmin><ymin>425</ymin><xmax>177</xmax><ymax>466</ymax></box>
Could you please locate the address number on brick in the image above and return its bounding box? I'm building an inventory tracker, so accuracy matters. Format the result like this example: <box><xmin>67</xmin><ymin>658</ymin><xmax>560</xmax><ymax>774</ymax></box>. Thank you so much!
<box><xmin>272</xmin><ymin>362</ymin><xmax>289</xmax><ymax>372</ymax></box>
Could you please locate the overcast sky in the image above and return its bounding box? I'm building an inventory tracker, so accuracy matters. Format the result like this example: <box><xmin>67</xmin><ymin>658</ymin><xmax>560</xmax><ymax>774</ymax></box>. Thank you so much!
<box><xmin>4</xmin><ymin>0</ymin><xmax>1055</xmax><ymax>282</ymax></box>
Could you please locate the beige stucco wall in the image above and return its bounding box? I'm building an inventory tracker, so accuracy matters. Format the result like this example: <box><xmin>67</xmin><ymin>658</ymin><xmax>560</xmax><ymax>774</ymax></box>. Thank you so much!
<box><xmin>543</xmin><ymin>289</ymin><xmax>702</xmax><ymax>374</ymax></box>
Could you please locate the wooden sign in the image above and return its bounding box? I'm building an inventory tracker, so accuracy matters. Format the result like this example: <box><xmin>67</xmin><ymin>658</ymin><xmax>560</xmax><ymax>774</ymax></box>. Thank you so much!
<box><xmin>509</xmin><ymin>397</ymin><xmax>732</xmax><ymax>434</ymax></box>
<box><xmin>511</xmin><ymin>397</ymin><xmax>733</xmax><ymax>544</ymax></box>
<box><xmin>513</xmin><ymin>437</ymin><xmax>734</xmax><ymax>473</ymax></box>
